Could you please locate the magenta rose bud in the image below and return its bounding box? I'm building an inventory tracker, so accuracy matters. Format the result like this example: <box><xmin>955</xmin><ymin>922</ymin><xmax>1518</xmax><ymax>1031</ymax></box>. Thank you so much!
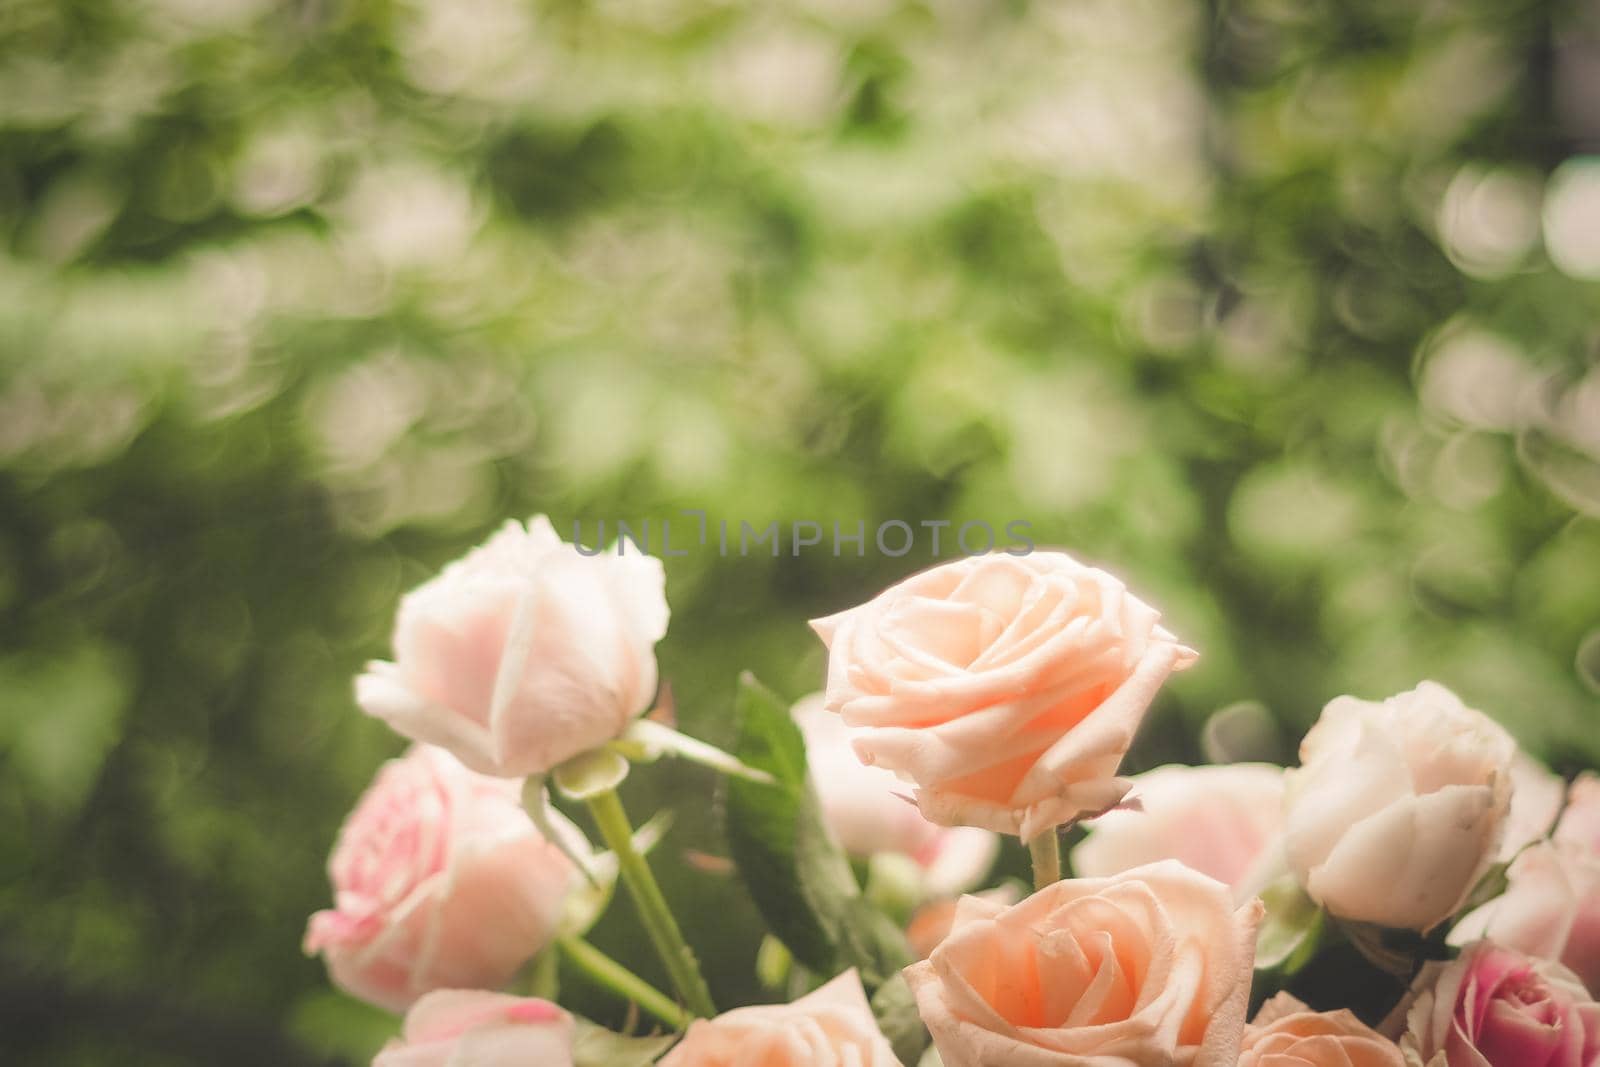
<box><xmin>304</xmin><ymin>745</ymin><xmax>578</xmax><ymax>1012</ymax></box>
<box><xmin>372</xmin><ymin>990</ymin><xmax>575</xmax><ymax>1067</ymax></box>
<box><xmin>811</xmin><ymin>553</ymin><xmax>1196</xmax><ymax>839</ymax></box>
<box><xmin>356</xmin><ymin>515</ymin><xmax>669</xmax><ymax>778</ymax></box>
<box><xmin>1400</xmin><ymin>941</ymin><xmax>1600</xmax><ymax>1066</ymax></box>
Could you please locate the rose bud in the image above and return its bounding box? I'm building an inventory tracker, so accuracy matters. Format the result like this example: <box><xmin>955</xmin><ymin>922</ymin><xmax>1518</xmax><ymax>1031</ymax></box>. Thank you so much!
<box><xmin>658</xmin><ymin>969</ymin><xmax>901</xmax><ymax>1067</ymax></box>
<box><xmin>357</xmin><ymin>515</ymin><xmax>668</xmax><ymax>778</ymax></box>
<box><xmin>372</xmin><ymin>990</ymin><xmax>574</xmax><ymax>1067</ymax></box>
<box><xmin>1283</xmin><ymin>681</ymin><xmax>1514</xmax><ymax>932</ymax></box>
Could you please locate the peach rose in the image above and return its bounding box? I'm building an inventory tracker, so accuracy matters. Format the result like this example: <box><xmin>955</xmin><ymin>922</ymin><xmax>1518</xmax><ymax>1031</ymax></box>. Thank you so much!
<box><xmin>1240</xmin><ymin>993</ymin><xmax>1403</xmax><ymax>1067</ymax></box>
<box><xmin>357</xmin><ymin>515</ymin><xmax>668</xmax><ymax>777</ymax></box>
<box><xmin>794</xmin><ymin>693</ymin><xmax>999</xmax><ymax>898</ymax></box>
<box><xmin>905</xmin><ymin>860</ymin><xmax>1263</xmax><ymax>1067</ymax></box>
<box><xmin>1283</xmin><ymin>682</ymin><xmax>1514</xmax><ymax>932</ymax></box>
<box><xmin>811</xmin><ymin>553</ymin><xmax>1196</xmax><ymax>839</ymax></box>
<box><xmin>658</xmin><ymin>969</ymin><xmax>902</xmax><ymax>1067</ymax></box>
<box><xmin>304</xmin><ymin>745</ymin><xmax>577</xmax><ymax>1012</ymax></box>
<box><xmin>372</xmin><ymin>990</ymin><xmax>574</xmax><ymax>1067</ymax></box>
<box><xmin>1451</xmin><ymin>774</ymin><xmax>1600</xmax><ymax>997</ymax></box>
<box><xmin>1071</xmin><ymin>763</ymin><xmax>1286</xmax><ymax>893</ymax></box>
<box><xmin>1399</xmin><ymin>941</ymin><xmax>1600</xmax><ymax>1066</ymax></box>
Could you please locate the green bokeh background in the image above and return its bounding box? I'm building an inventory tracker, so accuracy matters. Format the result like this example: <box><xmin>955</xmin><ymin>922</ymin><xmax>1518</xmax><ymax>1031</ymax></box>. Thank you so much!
<box><xmin>3</xmin><ymin>0</ymin><xmax>1598</xmax><ymax>1062</ymax></box>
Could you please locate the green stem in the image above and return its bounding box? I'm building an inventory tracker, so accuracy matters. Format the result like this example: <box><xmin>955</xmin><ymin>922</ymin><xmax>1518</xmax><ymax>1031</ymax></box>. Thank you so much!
<box><xmin>557</xmin><ymin>936</ymin><xmax>690</xmax><ymax>1030</ymax></box>
<box><xmin>1028</xmin><ymin>829</ymin><xmax>1061</xmax><ymax>891</ymax></box>
<box><xmin>585</xmin><ymin>788</ymin><xmax>717</xmax><ymax>1018</ymax></box>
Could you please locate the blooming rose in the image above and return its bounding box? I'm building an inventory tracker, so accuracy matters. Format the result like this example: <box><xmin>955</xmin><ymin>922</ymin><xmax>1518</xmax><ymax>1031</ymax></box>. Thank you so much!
<box><xmin>1451</xmin><ymin>773</ymin><xmax>1600</xmax><ymax>996</ymax></box>
<box><xmin>811</xmin><ymin>553</ymin><xmax>1196</xmax><ymax>839</ymax></box>
<box><xmin>357</xmin><ymin>516</ymin><xmax>669</xmax><ymax>778</ymax></box>
<box><xmin>1283</xmin><ymin>682</ymin><xmax>1515</xmax><ymax>932</ymax></box>
<box><xmin>905</xmin><ymin>860</ymin><xmax>1263</xmax><ymax>1067</ymax></box>
<box><xmin>658</xmin><ymin>969</ymin><xmax>902</xmax><ymax>1067</ymax></box>
<box><xmin>304</xmin><ymin>745</ymin><xmax>578</xmax><ymax>1012</ymax></box>
<box><xmin>794</xmin><ymin>693</ymin><xmax>998</xmax><ymax>898</ymax></box>
<box><xmin>1071</xmin><ymin>763</ymin><xmax>1285</xmax><ymax>893</ymax></box>
<box><xmin>1240</xmin><ymin>993</ymin><xmax>1403</xmax><ymax>1067</ymax></box>
<box><xmin>1398</xmin><ymin>941</ymin><xmax>1600</xmax><ymax>1066</ymax></box>
<box><xmin>372</xmin><ymin>990</ymin><xmax>574</xmax><ymax>1067</ymax></box>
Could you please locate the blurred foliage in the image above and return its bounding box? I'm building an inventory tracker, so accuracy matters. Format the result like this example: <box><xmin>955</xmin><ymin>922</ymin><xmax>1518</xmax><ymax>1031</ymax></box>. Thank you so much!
<box><xmin>2</xmin><ymin>0</ymin><xmax>1598</xmax><ymax>1062</ymax></box>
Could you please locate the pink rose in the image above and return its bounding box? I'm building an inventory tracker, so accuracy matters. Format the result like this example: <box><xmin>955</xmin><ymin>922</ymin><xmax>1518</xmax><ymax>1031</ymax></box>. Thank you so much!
<box><xmin>304</xmin><ymin>745</ymin><xmax>576</xmax><ymax>1012</ymax></box>
<box><xmin>904</xmin><ymin>860</ymin><xmax>1263</xmax><ymax>1067</ymax></box>
<box><xmin>1451</xmin><ymin>773</ymin><xmax>1600</xmax><ymax>996</ymax></box>
<box><xmin>794</xmin><ymin>693</ymin><xmax>998</xmax><ymax>898</ymax></box>
<box><xmin>357</xmin><ymin>516</ymin><xmax>669</xmax><ymax>777</ymax></box>
<box><xmin>658</xmin><ymin>969</ymin><xmax>902</xmax><ymax>1067</ymax></box>
<box><xmin>811</xmin><ymin>553</ymin><xmax>1196</xmax><ymax>839</ymax></box>
<box><xmin>1399</xmin><ymin>941</ymin><xmax>1600</xmax><ymax>1066</ymax></box>
<box><xmin>1500</xmin><ymin>753</ymin><xmax>1566</xmax><ymax>862</ymax></box>
<box><xmin>372</xmin><ymin>990</ymin><xmax>574</xmax><ymax>1067</ymax></box>
<box><xmin>1071</xmin><ymin>763</ymin><xmax>1285</xmax><ymax>893</ymax></box>
<box><xmin>1284</xmin><ymin>682</ymin><xmax>1515</xmax><ymax>932</ymax></box>
<box><xmin>1240</xmin><ymin>994</ymin><xmax>1403</xmax><ymax>1067</ymax></box>
<box><xmin>1558</xmin><ymin>773</ymin><xmax>1600</xmax><ymax>854</ymax></box>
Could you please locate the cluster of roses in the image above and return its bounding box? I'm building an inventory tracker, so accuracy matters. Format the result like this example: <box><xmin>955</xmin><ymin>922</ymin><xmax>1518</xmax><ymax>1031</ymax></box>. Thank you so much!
<box><xmin>305</xmin><ymin>515</ymin><xmax>1600</xmax><ymax>1067</ymax></box>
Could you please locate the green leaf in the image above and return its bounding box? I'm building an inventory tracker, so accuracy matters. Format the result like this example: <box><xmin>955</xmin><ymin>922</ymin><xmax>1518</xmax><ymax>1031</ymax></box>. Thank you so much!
<box><xmin>553</xmin><ymin>748</ymin><xmax>632</xmax><ymax>800</ymax></box>
<box><xmin>613</xmin><ymin>719</ymin><xmax>777</xmax><ymax>785</ymax></box>
<box><xmin>1254</xmin><ymin>875</ymin><xmax>1324</xmax><ymax>974</ymax></box>
<box><xmin>571</xmin><ymin>1018</ymin><xmax>679</xmax><ymax>1067</ymax></box>
<box><xmin>724</xmin><ymin>672</ymin><xmax>915</xmax><ymax>990</ymax></box>
<box><xmin>1459</xmin><ymin>861</ymin><xmax>1510</xmax><ymax>916</ymax></box>
<box><xmin>527</xmin><ymin>943</ymin><xmax>562</xmax><ymax>1000</ymax></box>
<box><xmin>871</xmin><ymin>973</ymin><xmax>931</xmax><ymax>1066</ymax></box>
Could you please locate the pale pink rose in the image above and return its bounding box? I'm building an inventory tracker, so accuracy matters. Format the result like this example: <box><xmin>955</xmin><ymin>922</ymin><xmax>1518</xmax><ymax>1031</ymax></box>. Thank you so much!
<box><xmin>1451</xmin><ymin>843</ymin><xmax>1600</xmax><ymax>999</ymax></box>
<box><xmin>1451</xmin><ymin>773</ymin><xmax>1600</xmax><ymax>997</ymax></box>
<box><xmin>1557</xmin><ymin>773</ymin><xmax>1600</xmax><ymax>854</ymax></box>
<box><xmin>1399</xmin><ymin>941</ymin><xmax>1600</xmax><ymax>1066</ymax></box>
<box><xmin>1240</xmin><ymin>993</ymin><xmax>1403</xmax><ymax>1067</ymax></box>
<box><xmin>794</xmin><ymin>693</ymin><xmax>999</xmax><ymax>897</ymax></box>
<box><xmin>357</xmin><ymin>516</ymin><xmax>669</xmax><ymax>777</ymax></box>
<box><xmin>1500</xmin><ymin>753</ymin><xmax>1566</xmax><ymax>862</ymax></box>
<box><xmin>304</xmin><ymin>745</ymin><xmax>577</xmax><ymax>1012</ymax></box>
<box><xmin>1071</xmin><ymin>763</ymin><xmax>1285</xmax><ymax>893</ymax></box>
<box><xmin>811</xmin><ymin>553</ymin><xmax>1196</xmax><ymax>840</ymax></box>
<box><xmin>905</xmin><ymin>860</ymin><xmax>1263</xmax><ymax>1067</ymax></box>
<box><xmin>372</xmin><ymin>990</ymin><xmax>574</xmax><ymax>1067</ymax></box>
<box><xmin>1284</xmin><ymin>682</ymin><xmax>1514</xmax><ymax>932</ymax></box>
<box><xmin>658</xmin><ymin>969</ymin><xmax>902</xmax><ymax>1067</ymax></box>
